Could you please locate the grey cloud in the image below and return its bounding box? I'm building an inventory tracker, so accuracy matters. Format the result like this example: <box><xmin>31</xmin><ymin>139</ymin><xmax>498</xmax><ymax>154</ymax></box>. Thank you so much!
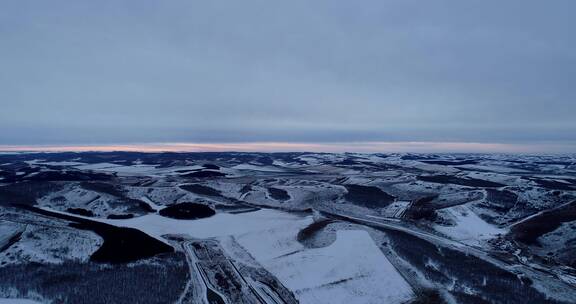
<box><xmin>1</xmin><ymin>0</ymin><xmax>575</xmax><ymax>148</ymax></box>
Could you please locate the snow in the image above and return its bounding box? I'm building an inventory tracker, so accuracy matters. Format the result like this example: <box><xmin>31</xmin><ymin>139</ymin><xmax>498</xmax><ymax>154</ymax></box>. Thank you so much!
<box><xmin>298</xmin><ymin>156</ymin><xmax>322</xmax><ymax>166</ymax></box>
<box><xmin>34</xmin><ymin>161</ymin><xmax>85</xmax><ymax>166</ymax></box>
<box><xmin>380</xmin><ymin>201</ymin><xmax>411</xmax><ymax>218</ymax></box>
<box><xmin>458</xmin><ymin>164</ymin><xmax>529</xmax><ymax>173</ymax></box>
<box><xmin>0</xmin><ymin>224</ymin><xmax>101</xmax><ymax>265</ymax></box>
<box><xmin>139</xmin><ymin>196</ymin><xmax>162</xmax><ymax>211</ymax></box>
<box><xmin>0</xmin><ymin>299</ymin><xmax>42</xmax><ymax>304</ymax></box>
<box><xmin>73</xmin><ymin>163</ymin><xmax>121</xmax><ymax>170</ymax></box>
<box><xmin>435</xmin><ymin>205</ymin><xmax>505</xmax><ymax>246</ymax></box>
<box><xmin>125</xmin><ymin>186</ymin><xmax>185</xmax><ymax>206</ymax></box>
<box><xmin>411</xmin><ymin>163</ymin><xmax>459</xmax><ymax>173</ymax></box>
<box><xmin>100</xmin><ymin>208</ymin><xmax>311</xmax><ymax>240</ymax></box>
<box><xmin>73</xmin><ymin>163</ymin><xmax>157</xmax><ymax>175</ymax></box>
<box><xmin>232</xmin><ymin>164</ymin><xmax>284</xmax><ymax>172</ymax></box>
<box><xmin>157</xmin><ymin>165</ymin><xmax>204</xmax><ymax>174</ymax></box>
<box><xmin>237</xmin><ymin>229</ymin><xmax>414</xmax><ymax>304</ymax></box>
<box><xmin>45</xmin><ymin>207</ymin><xmax>413</xmax><ymax>303</ymax></box>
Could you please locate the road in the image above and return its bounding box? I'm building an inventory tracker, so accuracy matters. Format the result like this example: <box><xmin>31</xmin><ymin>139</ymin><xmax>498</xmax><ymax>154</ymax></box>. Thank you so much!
<box><xmin>19</xmin><ymin>200</ymin><xmax>576</xmax><ymax>300</ymax></box>
<box><xmin>320</xmin><ymin>210</ymin><xmax>576</xmax><ymax>292</ymax></box>
<box><xmin>184</xmin><ymin>241</ymin><xmax>229</xmax><ymax>304</ymax></box>
<box><xmin>178</xmin><ymin>239</ymin><xmax>286</xmax><ymax>304</ymax></box>
<box><xmin>179</xmin><ymin>241</ymin><xmax>229</xmax><ymax>304</ymax></box>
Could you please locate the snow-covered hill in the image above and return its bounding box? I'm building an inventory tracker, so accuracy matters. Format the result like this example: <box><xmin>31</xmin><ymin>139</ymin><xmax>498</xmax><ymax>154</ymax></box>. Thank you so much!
<box><xmin>1</xmin><ymin>152</ymin><xmax>575</xmax><ymax>303</ymax></box>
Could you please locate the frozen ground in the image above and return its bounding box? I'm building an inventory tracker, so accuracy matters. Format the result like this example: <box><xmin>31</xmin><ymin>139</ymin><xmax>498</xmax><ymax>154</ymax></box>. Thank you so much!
<box><xmin>0</xmin><ymin>299</ymin><xmax>42</xmax><ymax>304</ymax></box>
<box><xmin>238</xmin><ymin>228</ymin><xmax>414</xmax><ymax>304</ymax></box>
<box><xmin>1</xmin><ymin>152</ymin><xmax>576</xmax><ymax>304</ymax></box>
<box><xmin>38</xmin><ymin>206</ymin><xmax>414</xmax><ymax>303</ymax></box>
<box><xmin>100</xmin><ymin>208</ymin><xmax>310</xmax><ymax>240</ymax></box>
<box><xmin>435</xmin><ymin>205</ymin><xmax>506</xmax><ymax>247</ymax></box>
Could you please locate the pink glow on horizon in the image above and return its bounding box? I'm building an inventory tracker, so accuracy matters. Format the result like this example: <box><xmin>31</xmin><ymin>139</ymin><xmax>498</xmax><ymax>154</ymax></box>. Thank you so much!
<box><xmin>0</xmin><ymin>142</ymin><xmax>573</xmax><ymax>153</ymax></box>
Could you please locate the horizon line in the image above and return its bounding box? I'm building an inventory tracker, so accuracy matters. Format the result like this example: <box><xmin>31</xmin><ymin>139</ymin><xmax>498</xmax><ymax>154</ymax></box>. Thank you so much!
<box><xmin>0</xmin><ymin>141</ymin><xmax>575</xmax><ymax>154</ymax></box>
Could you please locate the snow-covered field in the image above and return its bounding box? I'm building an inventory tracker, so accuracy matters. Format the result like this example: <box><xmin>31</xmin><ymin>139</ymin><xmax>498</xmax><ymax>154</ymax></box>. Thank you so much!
<box><xmin>101</xmin><ymin>208</ymin><xmax>310</xmax><ymax>240</ymax></box>
<box><xmin>74</xmin><ymin>163</ymin><xmax>158</xmax><ymax>176</ymax></box>
<box><xmin>435</xmin><ymin>205</ymin><xmax>506</xmax><ymax>247</ymax></box>
<box><xmin>0</xmin><ymin>223</ymin><xmax>101</xmax><ymax>265</ymax></box>
<box><xmin>0</xmin><ymin>299</ymin><xmax>42</xmax><ymax>304</ymax></box>
<box><xmin>232</xmin><ymin>164</ymin><xmax>285</xmax><ymax>172</ymax></box>
<box><xmin>47</xmin><ymin>207</ymin><xmax>414</xmax><ymax>303</ymax></box>
<box><xmin>2</xmin><ymin>151</ymin><xmax>576</xmax><ymax>304</ymax></box>
<box><xmin>238</xmin><ymin>229</ymin><xmax>414</xmax><ymax>304</ymax></box>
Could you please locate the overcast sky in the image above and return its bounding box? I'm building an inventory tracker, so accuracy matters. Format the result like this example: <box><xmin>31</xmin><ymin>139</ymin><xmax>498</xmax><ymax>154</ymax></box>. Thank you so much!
<box><xmin>1</xmin><ymin>1</ymin><xmax>575</xmax><ymax>151</ymax></box>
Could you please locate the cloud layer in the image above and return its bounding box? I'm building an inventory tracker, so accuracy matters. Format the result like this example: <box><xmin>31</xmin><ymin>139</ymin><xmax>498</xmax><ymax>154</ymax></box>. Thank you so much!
<box><xmin>1</xmin><ymin>1</ymin><xmax>575</xmax><ymax>150</ymax></box>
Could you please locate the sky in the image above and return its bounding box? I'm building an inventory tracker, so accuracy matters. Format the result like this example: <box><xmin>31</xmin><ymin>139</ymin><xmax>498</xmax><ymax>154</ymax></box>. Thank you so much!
<box><xmin>1</xmin><ymin>1</ymin><xmax>575</xmax><ymax>153</ymax></box>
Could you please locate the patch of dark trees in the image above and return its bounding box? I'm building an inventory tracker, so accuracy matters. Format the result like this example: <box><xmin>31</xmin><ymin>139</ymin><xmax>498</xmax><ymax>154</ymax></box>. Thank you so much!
<box><xmin>66</xmin><ymin>208</ymin><xmax>94</xmax><ymax>217</ymax></box>
<box><xmin>240</xmin><ymin>184</ymin><xmax>253</xmax><ymax>194</ymax></box>
<box><xmin>115</xmin><ymin>198</ymin><xmax>153</xmax><ymax>215</ymax></box>
<box><xmin>485</xmin><ymin>189</ymin><xmax>518</xmax><ymax>212</ymax></box>
<box><xmin>510</xmin><ymin>201</ymin><xmax>576</xmax><ymax>245</ymax></box>
<box><xmin>0</xmin><ymin>162</ymin><xmax>112</xmax><ymax>184</ymax></box>
<box><xmin>215</xmin><ymin>203</ymin><xmax>260</xmax><ymax>214</ymax></box>
<box><xmin>522</xmin><ymin>177</ymin><xmax>575</xmax><ymax>191</ymax></box>
<box><xmin>180</xmin><ymin>184</ymin><xmax>222</xmax><ymax>197</ymax></box>
<box><xmin>79</xmin><ymin>182</ymin><xmax>152</xmax><ymax>215</ymax></box>
<box><xmin>0</xmin><ymin>231</ymin><xmax>23</xmax><ymax>253</ymax></box>
<box><xmin>256</xmin><ymin>156</ymin><xmax>274</xmax><ymax>165</ymax></box>
<box><xmin>26</xmin><ymin>170</ymin><xmax>113</xmax><ymax>182</ymax></box>
<box><xmin>263</xmin><ymin>152</ymin><xmax>310</xmax><ymax>165</ymax></box>
<box><xmin>159</xmin><ymin>203</ymin><xmax>216</xmax><ymax>220</ymax></box>
<box><xmin>79</xmin><ymin>181</ymin><xmax>124</xmax><ymax>197</ymax></box>
<box><xmin>403</xmin><ymin>195</ymin><xmax>438</xmax><ymax>221</ymax></box>
<box><xmin>138</xmin><ymin>201</ymin><xmax>157</xmax><ymax>213</ymax></box>
<box><xmin>343</xmin><ymin>184</ymin><xmax>395</xmax><ymax>208</ymax></box>
<box><xmin>0</xmin><ymin>151</ymin><xmax>319</xmax><ymax>172</ymax></box>
<box><xmin>0</xmin><ymin>165</ymin><xmax>40</xmax><ymax>183</ymax></box>
<box><xmin>417</xmin><ymin>175</ymin><xmax>505</xmax><ymax>188</ymax></box>
<box><xmin>410</xmin><ymin>289</ymin><xmax>447</xmax><ymax>304</ymax></box>
<box><xmin>385</xmin><ymin>229</ymin><xmax>562</xmax><ymax>304</ymax></box>
<box><xmin>0</xmin><ymin>253</ymin><xmax>187</xmax><ymax>304</ymax></box>
<box><xmin>334</xmin><ymin>158</ymin><xmax>361</xmax><ymax>166</ymax></box>
<box><xmin>534</xmin><ymin>161</ymin><xmax>575</xmax><ymax>166</ymax></box>
<box><xmin>206</xmin><ymin>288</ymin><xmax>226</xmax><ymax>304</ymax></box>
<box><xmin>0</xmin><ymin>181</ymin><xmax>64</xmax><ymax>206</ymax></box>
<box><xmin>421</xmin><ymin>160</ymin><xmax>478</xmax><ymax>166</ymax></box>
<box><xmin>181</xmin><ymin>170</ymin><xmax>226</xmax><ymax>178</ymax></box>
<box><xmin>268</xmin><ymin>187</ymin><xmax>290</xmax><ymax>201</ymax></box>
<box><xmin>14</xmin><ymin>204</ymin><xmax>173</xmax><ymax>264</ymax></box>
<box><xmin>297</xmin><ymin>219</ymin><xmax>334</xmax><ymax>242</ymax></box>
<box><xmin>401</xmin><ymin>154</ymin><xmax>439</xmax><ymax>161</ymax></box>
<box><xmin>107</xmin><ymin>213</ymin><xmax>134</xmax><ymax>219</ymax></box>
<box><xmin>320</xmin><ymin>156</ymin><xmax>401</xmax><ymax>171</ymax></box>
<box><xmin>0</xmin><ymin>152</ymin><xmax>308</xmax><ymax>169</ymax></box>
<box><xmin>202</xmin><ymin>163</ymin><xmax>220</xmax><ymax>170</ymax></box>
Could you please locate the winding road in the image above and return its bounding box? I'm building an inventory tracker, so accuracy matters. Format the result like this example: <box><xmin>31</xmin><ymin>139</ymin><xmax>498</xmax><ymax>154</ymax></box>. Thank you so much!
<box><xmin>179</xmin><ymin>241</ymin><xmax>228</xmax><ymax>304</ymax></box>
